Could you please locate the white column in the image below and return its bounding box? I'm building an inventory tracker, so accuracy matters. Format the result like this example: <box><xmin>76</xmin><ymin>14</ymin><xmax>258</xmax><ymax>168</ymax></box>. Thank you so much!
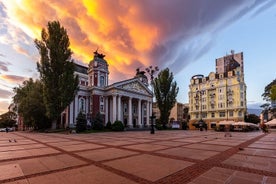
<box><xmin>128</xmin><ymin>97</ymin><xmax>132</xmax><ymax>127</ymax></box>
<box><xmin>74</xmin><ymin>95</ymin><xmax>78</xmax><ymax>122</ymax></box>
<box><xmin>98</xmin><ymin>71</ymin><xmax>100</xmax><ymax>86</ymax></box>
<box><xmin>149</xmin><ymin>101</ymin><xmax>152</xmax><ymax>116</ymax></box>
<box><xmin>105</xmin><ymin>97</ymin><xmax>109</xmax><ymax>125</ymax></box>
<box><xmin>112</xmin><ymin>95</ymin><xmax>117</xmax><ymax>123</ymax></box>
<box><xmin>118</xmin><ymin>95</ymin><xmax>122</xmax><ymax>121</ymax></box>
<box><xmin>138</xmin><ymin>99</ymin><xmax>141</xmax><ymax>127</ymax></box>
<box><xmin>146</xmin><ymin>101</ymin><xmax>150</xmax><ymax>125</ymax></box>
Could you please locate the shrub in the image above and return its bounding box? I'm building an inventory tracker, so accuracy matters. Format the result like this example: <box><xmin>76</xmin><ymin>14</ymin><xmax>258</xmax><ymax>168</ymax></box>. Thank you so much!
<box><xmin>76</xmin><ymin>112</ymin><xmax>87</xmax><ymax>133</ymax></box>
<box><xmin>105</xmin><ymin>121</ymin><xmax>112</xmax><ymax>129</ymax></box>
<box><xmin>93</xmin><ymin>113</ymin><xmax>104</xmax><ymax>130</ymax></box>
<box><xmin>111</xmin><ymin>120</ymin><xmax>124</xmax><ymax>131</ymax></box>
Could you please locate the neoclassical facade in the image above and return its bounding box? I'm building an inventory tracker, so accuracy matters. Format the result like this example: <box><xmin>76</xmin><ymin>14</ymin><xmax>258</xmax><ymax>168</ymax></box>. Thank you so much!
<box><xmin>62</xmin><ymin>51</ymin><xmax>153</xmax><ymax>128</ymax></box>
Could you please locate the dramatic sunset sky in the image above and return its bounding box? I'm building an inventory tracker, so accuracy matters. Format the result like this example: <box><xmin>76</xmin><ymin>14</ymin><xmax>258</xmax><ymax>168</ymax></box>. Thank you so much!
<box><xmin>0</xmin><ymin>0</ymin><xmax>275</xmax><ymax>114</ymax></box>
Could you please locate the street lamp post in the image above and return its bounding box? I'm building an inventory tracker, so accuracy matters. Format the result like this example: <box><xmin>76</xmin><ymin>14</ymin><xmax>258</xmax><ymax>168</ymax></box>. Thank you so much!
<box><xmin>145</xmin><ymin>65</ymin><xmax>159</xmax><ymax>134</ymax></box>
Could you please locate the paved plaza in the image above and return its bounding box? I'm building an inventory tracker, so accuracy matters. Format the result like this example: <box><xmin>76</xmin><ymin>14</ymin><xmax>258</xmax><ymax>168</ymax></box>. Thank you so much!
<box><xmin>0</xmin><ymin>130</ymin><xmax>275</xmax><ymax>184</ymax></box>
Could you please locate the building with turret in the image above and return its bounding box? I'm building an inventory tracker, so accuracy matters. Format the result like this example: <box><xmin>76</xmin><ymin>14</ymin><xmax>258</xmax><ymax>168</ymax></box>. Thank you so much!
<box><xmin>188</xmin><ymin>51</ymin><xmax>247</xmax><ymax>129</ymax></box>
<box><xmin>61</xmin><ymin>51</ymin><xmax>153</xmax><ymax>128</ymax></box>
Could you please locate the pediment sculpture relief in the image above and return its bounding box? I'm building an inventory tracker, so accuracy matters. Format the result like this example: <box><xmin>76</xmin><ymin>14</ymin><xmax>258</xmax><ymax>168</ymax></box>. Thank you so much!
<box><xmin>122</xmin><ymin>82</ymin><xmax>148</xmax><ymax>94</ymax></box>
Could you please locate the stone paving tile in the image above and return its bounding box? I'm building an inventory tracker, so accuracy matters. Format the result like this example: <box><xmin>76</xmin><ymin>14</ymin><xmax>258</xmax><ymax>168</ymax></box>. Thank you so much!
<box><xmin>223</xmin><ymin>154</ymin><xmax>276</xmax><ymax>173</ymax></box>
<box><xmin>189</xmin><ymin>167</ymin><xmax>275</xmax><ymax>184</ymax></box>
<box><xmin>47</xmin><ymin>140</ymin><xmax>84</xmax><ymax>147</ymax></box>
<box><xmin>59</xmin><ymin>143</ymin><xmax>105</xmax><ymax>152</ymax></box>
<box><xmin>98</xmin><ymin>140</ymin><xmax>137</xmax><ymax>146</ymax></box>
<box><xmin>123</xmin><ymin>143</ymin><xmax>168</xmax><ymax>152</ymax></box>
<box><xmin>0</xmin><ymin>164</ymin><xmax>24</xmax><ymax>180</ymax></box>
<box><xmin>238</xmin><ymin>147</ymin><xmax>276</xmax><ymax>158</ymax></box>
<box><xmin>104</xmin><ymin>154</ymin><xmax>194</xmax><ymax>182</ymax></box>
<box><xmin>203</xmin><ymin>139</ymin><xmax>244</xmax><ymax>146</ymax></box>
<box><xmin>1</xmin><ymin>154</ymin><xmax>86</xmax><ymax>177</ymax></box>
<box><xmin>0</xmin><ymin>131</ymin><xmax>275</xmax><ymax>184</ymax></box>
<box><xmin>76</xmin><ymin>148</ymin><xmax>138</xmax><ymax>161</ymax></box>
<box><xmin>248</xmin><ymin>143</ymin><xmax>276</xmax><ymax>150</ymax></box>
<box><xmin>13</xmin><ymin>165</ymin><xmax>138</xmax><ymax>184</ymax></box>
<box><xmin>157</xmin><ymin>147</ymin><xmax>219</xmax><ymax>160</ymax></box>
<box><xmin>183</xmin><ymin>143</ymin><xmax>231</xmax><ymax>152</ymax></box>
<box><xmin>150</xmin><ymin>140</ymin><xmax>190</xmax><ymax>147</ymax></box>
<box><xmin>0</xmin><ymin>144</ymin><xmax>46</xmax><ymax>152</ymax></box>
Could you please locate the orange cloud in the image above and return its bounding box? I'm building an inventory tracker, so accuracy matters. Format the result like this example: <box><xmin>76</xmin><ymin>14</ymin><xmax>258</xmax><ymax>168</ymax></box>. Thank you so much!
<box><xmin>0</xmin><ymin>74</ymin><xmax>27</xmax><ymax>84</ymax></box>
<box><xmin>2</xmin><ymin>0</ymin><xmax>271</xmax><ymax>81</ymax></box>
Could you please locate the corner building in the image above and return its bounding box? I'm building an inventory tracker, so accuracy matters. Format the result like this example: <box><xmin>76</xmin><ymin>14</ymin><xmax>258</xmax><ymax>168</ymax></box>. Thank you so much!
<box><xmin>62</xmin><ymin>51</ymin><xmax>153</xmax><ymax>128</ymax></box>
<box><xmin>188</xmin><ymin>51</ymin><xmax>247</xmax><ymax>129</ymax></box>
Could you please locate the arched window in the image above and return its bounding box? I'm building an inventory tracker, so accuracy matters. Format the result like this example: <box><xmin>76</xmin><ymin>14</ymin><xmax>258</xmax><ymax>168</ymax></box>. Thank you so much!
<box><xmin>100</xmin><ymin>76</ymin><xmax>105</xmax><ymax>87</ymax></box>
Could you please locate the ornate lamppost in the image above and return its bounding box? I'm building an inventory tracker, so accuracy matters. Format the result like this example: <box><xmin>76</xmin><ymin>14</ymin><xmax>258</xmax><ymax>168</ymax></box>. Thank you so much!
<box><xmin>145</xmin><ymin>65</ymin><xmax>159</xmax><ymax>134</ymax></box>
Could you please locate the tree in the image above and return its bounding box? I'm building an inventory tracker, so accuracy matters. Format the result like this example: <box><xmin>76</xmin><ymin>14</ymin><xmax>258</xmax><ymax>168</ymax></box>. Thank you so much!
<box><xmin>270</xmin><ymin>85</ymin><xmax>276</xmax><ymax>101</ymax></box>
<box><xmin>13</xmin><ymin>78</ymin><xmax>51</xmax><ymax>129</ymax></box>
<box><xmin>76</xmin><ymin>111</ymin><xmax>87</xmax><ymax>133</ymax></box>
<box><xmin>92</xmin><ymin>112</ymin><xmax>104</xmax><ymax>130</ymax></box>
<box><xmin>262</xmin><ymin>79</ymin><xmax>276</xmax><ymax>102</ymax></box>
<box><xmin>35</xmin><ymin>21</ymin><xmax>78</xmax><ymax>129</ymax></box>
<box><xmin>262</xmin><ymin>80</ymin><xmax>276</xmax><ymax>119</ymax></box>
<box><xmin>245</xmin><ymin>114</ymin><xmax>260</xmax><ymax>124</ymax></box>
<box><xmin>153</xmin><ymin>68</ymin><xmax>179</xmax><ymax>128</ymax></box>
<box><xmin>0</xmin><ymin>111</ymin><xmax>17</xmax><ymax>128</ymax></box>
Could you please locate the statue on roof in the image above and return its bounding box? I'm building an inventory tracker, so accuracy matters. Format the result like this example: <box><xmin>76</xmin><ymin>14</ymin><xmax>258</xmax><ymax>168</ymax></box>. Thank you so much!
<box><xmin>94</xmin><ymin>49</ymin><xmax>105</xmax><ymax>59</ymax></box>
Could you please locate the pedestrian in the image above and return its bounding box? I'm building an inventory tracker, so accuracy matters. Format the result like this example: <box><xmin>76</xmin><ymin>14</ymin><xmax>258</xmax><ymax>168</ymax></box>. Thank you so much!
<box><xmin>5</xmin><ymin>127</ymin><xmax>8</xmax><ymax>133</ymax></box>
<box><xmin>224</xmin><ymin>125</ymin><xmax>232</xmax><ymax>137</ymax></box>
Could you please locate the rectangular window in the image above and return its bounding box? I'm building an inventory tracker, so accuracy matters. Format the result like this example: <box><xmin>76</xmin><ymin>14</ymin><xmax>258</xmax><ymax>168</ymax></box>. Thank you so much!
<box><xmin>238</xmin><ymin>111</ymin><xmax>243</xmax><ymax>117</ymax></box>
<box><xmin>219</xmin><ymin>112</ymin><xmax>225</xmax><ymax>117</ymax></box>
<box><xmin>229</xmin><ymin>111</ymin><xmax>233</xmax><ymax>117</ymax></box>
<box><xmin>211</xmin><ymin>113</ymin><xmax>215</xmax><ymax>118</ymax></box>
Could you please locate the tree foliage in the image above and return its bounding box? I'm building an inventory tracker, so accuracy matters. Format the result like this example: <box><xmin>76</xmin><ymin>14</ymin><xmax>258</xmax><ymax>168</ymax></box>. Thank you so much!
<box><xmin>76</xmin><ymin>111</ymin><xmax>87</xmax><ymax>132</ymax></box>
<box><xmin>0</xmin><ymin>111</ymin><xmax>17</xmax><ymax>128</ymax></box>
<box><xmin>153</xmin><ymin>68</ymin><xmax>179</xmax><ymax>128</ymax></box>
<box><xmin>35</xmin><ymin>21</ymin><xmax>78</xmax><ymax>128</ymax></box>
<box><xmin>245</xmin><ymin>114</ymin><xmax>260</xmax><ymax>124</ymax></box>
<box><xmin>262</xmin><ymin>79</ymin><xmax>276</xmax><ymax>102</ymax></box>
<box><xmin>13</xmin><ymin>78</ymin><xmax>51</xmax><ymax>129</ymax></box>
<box><xmin>111</xmin><ymin>120</ymin><xmax>124</xmax><ymax>131</ymax></box>
<box><xmin>270</xmin><ymin>85</ymin><xmax>276</xmax><ymax>101</ymax></box>
<box><xmin>92</xmin><ymin>112</ymin><xmax>104</xmax><ymax>130</ymax></box>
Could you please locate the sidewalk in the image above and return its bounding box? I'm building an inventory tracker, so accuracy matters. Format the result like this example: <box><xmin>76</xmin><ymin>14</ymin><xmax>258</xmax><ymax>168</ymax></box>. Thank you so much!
<box><xmin>0</xmin><ymin>130</ymin><xmax>275</xmax><ymax>183</ymax></box>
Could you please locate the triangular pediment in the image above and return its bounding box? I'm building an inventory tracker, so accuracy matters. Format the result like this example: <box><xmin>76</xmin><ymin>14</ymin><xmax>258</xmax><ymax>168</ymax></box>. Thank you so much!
<box><xmin>121</xmin><ymin>81</ymin><xmax>148</xmax><ymax>93</ymax></box>
<box><xmin>111</xmin><ymin>78</ymin><xmax>152</xmax><ymax>96</ymax></box>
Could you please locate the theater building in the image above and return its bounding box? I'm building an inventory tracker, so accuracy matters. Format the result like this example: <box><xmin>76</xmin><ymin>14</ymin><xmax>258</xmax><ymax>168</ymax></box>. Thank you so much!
<box><xmin>61</xmin><ymin>51</ymin><xmax>153</xmax><ymax>128</ymax></box>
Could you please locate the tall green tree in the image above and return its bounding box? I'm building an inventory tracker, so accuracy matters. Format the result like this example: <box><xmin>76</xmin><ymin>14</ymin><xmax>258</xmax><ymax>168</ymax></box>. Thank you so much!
<box><xmin>35</xmin><ymin>21</ymin><xmax>78</xmax><ymax>129</ymax></box>
<box><xmin>13</xmin><ymin>78</ymin><xmax>51</xmax><ymax>129</ymax></box>
<box><xmin>153</xmin><ymin>68</ymin><xmax>179</xmax><ymax>128</ymax></box>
